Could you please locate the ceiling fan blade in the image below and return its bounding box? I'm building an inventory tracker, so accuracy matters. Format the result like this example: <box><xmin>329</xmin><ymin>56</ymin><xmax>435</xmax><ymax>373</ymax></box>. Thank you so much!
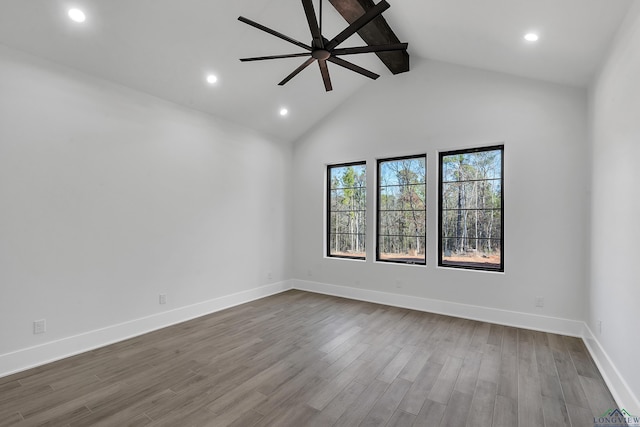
<box><xmin>279</xmin><ymin>57</ymin><xmax>317</xmax><ymax>86</ymax></box>
<box><xmin>318</xmin><ymin>60</ymin><xmax>333</xmax><ymax>91</ymax></box>
<box><xmin>327</xmin><ymin>56</ymin><xmax>379</xmax><ymax>80</ymax></box>
<box><xmin>302</xmin><ymin>0</ymin><xmax>323</xmax><ymax>48</ymax></box>
<box><xmin>240</xmin><ymin>53</ymin><xmax>311</xmax><ymax>62</ymax></box>
<box><xmin>238</xmin><ymin>16</ymin><xmax>312</xmax><ymax>51</ymax></box>
<box><xmin>325</xmin><ymin>0</ymin><xmax>390</xmax><ymax>50</ymax></box>
<box><xmin>332</xmin><ymin>43</ymin><xmax>408</xmax><ymax>56</ymax></box>
<box><xmin>319</xmin><ymin>0</ymin><xmax>323</xmax><ymax>35</ymax></box>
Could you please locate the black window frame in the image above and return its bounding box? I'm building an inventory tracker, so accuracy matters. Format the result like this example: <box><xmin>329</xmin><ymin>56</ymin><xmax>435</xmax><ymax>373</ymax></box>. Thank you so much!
<box><xmin>326</xmin><ymin>161</ymin><xmax>367</xmax><ymax>260</ymax></box>
<box><xmin>376</xmin><ymin>154</ymin><xmax>427</xmax><ymax>265</ymax></box>
<box><xmin>438</xmin><ymin>145</ymin><xmax>504</xmax><ymax>272</ymax></box>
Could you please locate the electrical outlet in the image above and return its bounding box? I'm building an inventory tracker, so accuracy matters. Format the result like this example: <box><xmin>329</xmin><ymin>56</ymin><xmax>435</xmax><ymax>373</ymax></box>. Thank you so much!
<box><xmin>267</xmin><ymin>272</ymin><xmax>273</xmax><ymax>280</ymax></box>
<box><xmin>307</xmin><ymin>269</ymin><xmax>312</xmax><ymax>277</ymax></box>
<box><xmin>395</xmin><ymin>280</ymin><xmax>403</xmax><ymax>289</ymax></box>
<box><xmin>159</xmin><ymin>294</ymin><xmax>167</xmax><ymax>305</ymax></box>
<box><xmin>33</xmin><ymin>319</ymin><xmax>46</xmax><ymax>334</ymax></box>
<box><xmin>535</xmin><ymin>297</ymin><xmax>544</xmax><ymax>308</ymax></box>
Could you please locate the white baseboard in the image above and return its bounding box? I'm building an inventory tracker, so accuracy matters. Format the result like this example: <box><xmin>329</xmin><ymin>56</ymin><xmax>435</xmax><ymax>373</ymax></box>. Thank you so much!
<box><xmin>0</xmin><ymin>280</ymin><xmax>293</xmax><ymax>379</ymax></box>
<box><xmin>582</xmin><ymin>325</ymin><xmax>640</xmax><ymax>415</ymax></box>
<box><xmin>4</xmin><ymin>278</ymin><xmax>636</xmax><ymax>415</ymax></box>
<box><xmin>293</xmin><ymin>279</ymin><xmax>584</xmax><ymax>337</ymax></box>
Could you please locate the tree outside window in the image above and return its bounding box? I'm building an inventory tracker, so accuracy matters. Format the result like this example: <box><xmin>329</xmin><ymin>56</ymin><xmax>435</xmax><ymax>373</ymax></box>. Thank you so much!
<box><xmin>327</xmin><ymin>162</ymin><xmax>366</xmax><ymax>259</ymax></box>
<box><xmin>439</xmin><ymin>146</ymin><xmax>504</xmax><ymax>271</ymax></box>
<box><xmin>377</xmin><ymin>155</ymin><xmax>426</xmax><ymax>265</ymax></box>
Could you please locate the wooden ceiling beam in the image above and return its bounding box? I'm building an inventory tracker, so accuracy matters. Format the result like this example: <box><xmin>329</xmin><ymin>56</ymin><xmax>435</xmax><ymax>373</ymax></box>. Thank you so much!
<box><xmin>328</xmin><ymin>0</ymin><xmax>409</xmax><ymax>75</ymax></box>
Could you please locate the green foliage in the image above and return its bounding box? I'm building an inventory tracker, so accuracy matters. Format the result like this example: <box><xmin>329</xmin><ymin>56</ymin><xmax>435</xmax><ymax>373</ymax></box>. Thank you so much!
<box><xmin>378</xmin><ymin>157</ymin><xmax>426</xmax><ymax>260</ymax></box>
<box><xmin>329</xmin><ymin>164</ymin><xmax>366</xmax><ymax>256</ymax></box>
<box><xmin>441</xmin><ymin>149</ymin><xmax>502</xmax><ymax>262</ymax></box>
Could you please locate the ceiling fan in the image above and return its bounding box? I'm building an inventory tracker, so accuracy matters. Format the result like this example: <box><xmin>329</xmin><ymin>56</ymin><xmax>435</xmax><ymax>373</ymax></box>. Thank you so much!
<box><xmin>238</xmin><ymin>0</ymin><xmax>408</xmax><ymax>92</ymax></box>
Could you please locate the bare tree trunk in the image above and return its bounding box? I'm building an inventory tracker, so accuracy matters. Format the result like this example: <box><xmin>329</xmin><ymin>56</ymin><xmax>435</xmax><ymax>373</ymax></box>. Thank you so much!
<box><xmin>457</xmin><ymin>184</ymin><xmax>463</xmax><ymax>253</ymax></box>
<box><xmin>474</xmin><ymin>180</ymin><xmax>479</xmax><ymax>251</ymax></box>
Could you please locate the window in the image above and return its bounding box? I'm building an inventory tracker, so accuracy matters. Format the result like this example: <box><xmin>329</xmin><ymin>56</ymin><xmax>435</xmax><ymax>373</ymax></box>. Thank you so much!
<box><xmin>439</xmin><ymin>145</ymin><xmax>504</xmax><ymax>271</ymax></box>
<box><xmin>327</xmin><ymin>162</ymin><xmax>366</xmax><ymax>259</ymax></box>
<box><xmin>377</xmin><ymin>155</ymin><xmax>426</xmax><ymax>265</ymax></box>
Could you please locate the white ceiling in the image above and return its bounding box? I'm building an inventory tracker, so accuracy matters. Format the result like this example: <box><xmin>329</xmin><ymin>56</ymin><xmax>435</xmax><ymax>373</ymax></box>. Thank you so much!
<box><xmin>0</xmin><ymin>0</ymin><xmax>632</xmax><ymax>142</ymax></box>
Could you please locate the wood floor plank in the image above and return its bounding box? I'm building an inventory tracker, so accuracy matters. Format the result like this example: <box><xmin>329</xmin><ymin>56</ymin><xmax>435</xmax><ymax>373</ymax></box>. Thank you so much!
<box><xmin>353</xmin><ymin>344</ymin><xmax>401</xmax><ymax>385</ymax></box>
<box><xmin>492</xmin><ymin>395</ymin><xmax>517</xmax><ymax>427</ymax></box>
<box><xmin>254</xmin><ymin>403</ymin><xmax>318</xmax><ymax>427</ymax></box>
<box><xmin>376</xmin><ymin>346</ymin><xmax>416</xmax><ymax>384</ymax></box>
<box><xmin>427</xmin><ymin>356</ymin><xmax>464</xmax><ymax>405</ymax></box>
<box><xmin>306</xmin><ymin>358</ymin><xmax>368</xmax><ymax>410</ymax></box>
<box><xmin>386</xmin><ymin>409</ymin><xmax>416</xmax><ymax>427</ymax></box>
<box><xmin>517</xmin><ymin>374</ymin><xmax>544</xmax><ymax>427</ymax></box>
<box><xmin>502</xmin><ymin>327</ymin><xmax>518</xmax><ymax>356</ymax></box>
<box><xmin>477</xmin><ymin>343</ymin><xmax>501</xmax><ymax>385</ymax></box>
<box><xmin>0</xmin><ymin>290</ymin><xmax>619</xmax><ymax>427</ymax></box>
<box><xmin>209</xmin><ymin>390</ymin><xmax>267</xmax><ymax>427</ymax></box>
<box><xmin>552</xmin><ymin>349</ymin><xmax>590</xmax><ymax>409</ymax></box>
<box><xmin>319</xmin><ymin>325</ymin><xmax>363</xmax><ymax>353</ymax></box>
<box><xmin>0</xmin><ymin>412</ymin><xmax>23</xmax><ymax>427</ymax></box>
<box><xmin>254</xmin><ymin>359</ymin><xmax>329</xmax><ymax>416</ymax></box>
<box><xmin>487</xmin><ymin>324</ymin><xmax>504</xmax><ymax>347</ymax></box>
<box><xmin>399</xmin><ymin>315</ymin><xmax>435</xmax><ymax>348</ymax></box>
<box><xmin>0</xmin><ymin>381</ymin><xmax>22</xmax><ymax>398</ymax></box>
<box><xmin>565</xmin><ymin>336</ymin><xmax>603</xmax><ymax>380</ymax></box>
<box><xmin>450</xmin><ymin>319</ymin><xmax>478</xmax><ymax>358</ymax></box>
<box><xmin>255</xmin><ymin>371</ymin><xmax>326</xmax><ymax>425</ymax></box>
<box><xmin>565</xmin><ymin>403</ymin><xmax>596</xmax><ymax>427</ymax></box>
<box><xmin>439</xmin><ymin>390</ymin><xmax>474</xmax><ymax>427</ymax></box>
<box><xmin>226</xmin><ymin>409</ymin><xmax>264</xmax><ymax>427</ymax></box>
<box><xmin>320</xmin><ymin>342</ymin><xmax>369</xmax><ymax>381</ymax></box>
<box><xmin>539</xmin><ymin>372</ymin><xmax>565</xmax><ymax>402</ymax></box>
<box><xmin>311</xmin><ymin>380</ymin><xmax>367</xmax><ymax>425</ymax></box>
<box><xmin>541</xmin><ymin>395</ymin><xmax>571</xmax><ymax>427</ymax></box>
<box><xmin>497</xmin><ymin>353</ymin><xmax>518</xmax><ymax>401</ymax></box>
<box><xmin>87</xmin><ymin>389</ymin><xmax>174</xmax><ymax>427</ymax></box>
<box><xmin>321</xmin><ymin>333</ymin><xmax>365</xmax><ymax>365</ymax></box>
<box><xmin>124</xmin><ymin>413</ymin><xmax>154</xmax><ymax>426</ymax></box>
<box><xmin>73</xmin><ymin>383</ymin><xmax>169</xmax><ymax>426</ymax></box>
<box><xmin>359</xmin><ymin>378</ymin><xmax>411</xmax><ymax>426</ymax></box>
<box><xmin>413</xmin><ymin>399</ymin><xmax>447</xmax><ymax>427</ymax></box>
<box><xmin>398</xmin><ymin>347</ymin><xmax>431</xmax><ymax>383</ymax></box>
<box><xmin>333</xmin><ymin>379</ymin><xmax>389</xmax><ymax>427</ymax></box>
<box><xmin>579</xmin><ymin>374</ymin><xmax>618</xmax><ymax>416</ymax></box>
<box><xmin>207</xmin><ymin>360</ymin><xmax>290</xmax><ymax>414</ymax></box>
<box><xmin>397</xmin><ymin>361</ymin><xmax>444</xmax><ymax>415</ymax></box>
<box><xmin>469</xmin><ymin>322</ymin><xmax>491</xmax><ymax>353</ymax></box>
<box><xmin>146</xmin><ymin>406</ymin><xmax>215</xmax><ymax>427</ymax></box>
<box><xmin>532</xmin><ymin>331</ymin><xmax>556</xmax><ymax>375</ymax></box>
<box><xmin>467</xmin><ymin>379</ymin><xmax>497</xmax><ymax>427</ymax></box>
<box><xmin>454</xmin><ymin>352</ymin><xmax>482</xmax><ymax>395</ymax></box>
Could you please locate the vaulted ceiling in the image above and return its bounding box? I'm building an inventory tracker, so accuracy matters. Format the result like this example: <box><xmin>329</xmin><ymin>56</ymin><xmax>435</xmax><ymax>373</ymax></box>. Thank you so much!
<box><xmin>0</xmin><ymin>0</ymin><xmax>632</xmax><ymax>142</ymax></box>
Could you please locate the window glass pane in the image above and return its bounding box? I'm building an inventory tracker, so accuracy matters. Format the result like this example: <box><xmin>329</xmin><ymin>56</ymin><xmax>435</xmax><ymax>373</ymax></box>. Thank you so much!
<box><xmin>439</xmin><ymin>147</ymin><xmax>503</xmax><ymax>271</ymax></box>
<box><xmin>377</xmin><ymin>155</ymin><xmax>426</xmax><ymax>265</ymax></box>
<box><xmin>328</xmin><ymin>163</ymin><xmax>366</xmax><ymax>259</ymax></box>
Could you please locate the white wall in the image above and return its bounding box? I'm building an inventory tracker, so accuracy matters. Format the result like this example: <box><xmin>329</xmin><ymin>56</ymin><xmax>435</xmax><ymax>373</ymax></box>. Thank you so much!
<box><xmin>292</xmin><ymin>58</ymin><xmax>589</xmax><ymax>328</ymax></box>
<box><xmin>588</xmin><ymin>2</ymin><xmax>640</xmax><ymax>413</ymax></box>
<box><xmin>0</xmin><ymin>44</ymin><xmax>292</xmax><ymax>372</ymax></box>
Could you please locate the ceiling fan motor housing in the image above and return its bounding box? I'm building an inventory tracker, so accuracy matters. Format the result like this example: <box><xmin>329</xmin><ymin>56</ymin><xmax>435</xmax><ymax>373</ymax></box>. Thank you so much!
<box><xmin>312</xmin><ymin>49</ymin><xmax>331</xmax><ymax>60</ymax></box>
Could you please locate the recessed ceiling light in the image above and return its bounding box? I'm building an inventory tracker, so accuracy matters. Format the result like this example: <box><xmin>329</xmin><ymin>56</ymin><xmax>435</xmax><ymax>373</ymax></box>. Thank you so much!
<box><xmin>68</xmin><ymin>8</ymin><xmax>86</xmax><ymax>23</ymax></box>
<box><xmin>206</xmin><ymin>74</ymin><xmax>218</xmax><ymax>84</ymax></box>
<box><xmin>279</xmin><ymin>108</ymin><xmax>288</xmax><ymax>117</ymax></box>
<box><xmin>524</xmin><ymin>33</ymin><xmax>539</xmax><ymax>42</ymax></box>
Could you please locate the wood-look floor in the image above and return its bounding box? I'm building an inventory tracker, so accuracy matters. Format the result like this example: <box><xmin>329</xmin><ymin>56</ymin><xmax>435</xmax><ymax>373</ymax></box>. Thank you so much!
<box><xmin>0</xmin><ymin>290</ymin><xmax>617</xmax><ymax>427</ymax></box>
